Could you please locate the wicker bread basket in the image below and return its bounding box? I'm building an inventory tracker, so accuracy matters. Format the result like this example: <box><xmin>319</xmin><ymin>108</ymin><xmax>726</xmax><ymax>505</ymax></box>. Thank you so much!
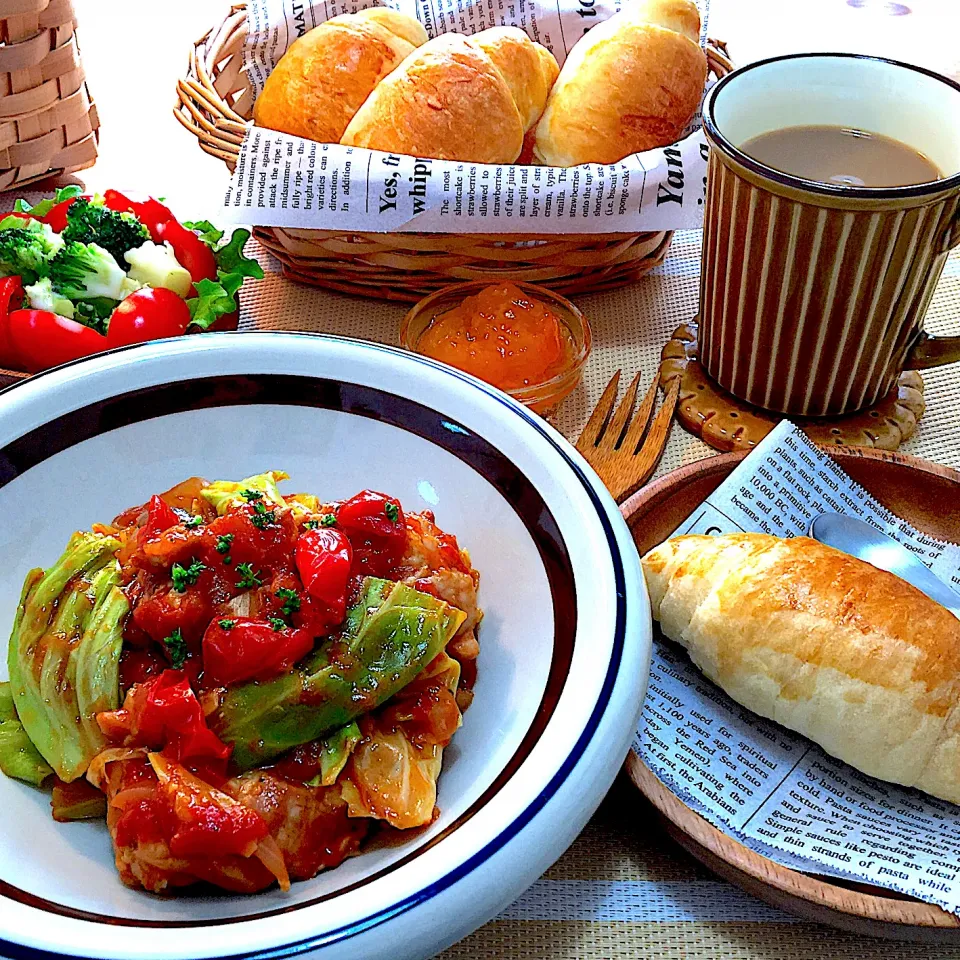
<box><xmin>175</xmin><ymin>4</ymin><xmax>732</xmax><ymax>302</ymax></box>
<box><xmin>0</xmin><ymin>0</ymin><xmax>98</xmax><ymax>191</ymax></box>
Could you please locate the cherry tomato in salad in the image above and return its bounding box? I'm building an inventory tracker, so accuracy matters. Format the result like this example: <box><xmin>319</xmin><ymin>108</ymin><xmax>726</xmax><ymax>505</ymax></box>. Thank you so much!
<box><xmin>103</xmin><ymin>189</ymin><xmax>175</xmax><ymax>242</ymax></box>
<box><xmin>105</xmin><ymin>287</ymin><xmax>192</xmax><ymax>348</ymax></box>
<box><xmin>0</xmin><ymin>275</ymin><xmax>24</xmax><ymax>368</ymax></box>
<box><xmin>7</xmin><ymin>308</ymin><xmax>105</xmax><ymax>373</ymax></box>
<box><xmin>336</xmin><ymin>490</ymin><xmax>406</xmax><ymax>540</ymax></box>
<box><xmin>295</xmin><ymin>528</ymin><xmax>353</xmax><ymax>620</ymax></box>
<box><xmin>209</xmin><ymin>310</ymin><xmax>239</xmax><ymax>333</ymax></box>
<box><xmin>156</xmin><ymin>220</ymin><xmax>218</xmax><ymax>284</ymax></box>
<box><xmin>202</xmin><ymin>617</ymin><xmax>314</xmax><ymax>687</ymax></box>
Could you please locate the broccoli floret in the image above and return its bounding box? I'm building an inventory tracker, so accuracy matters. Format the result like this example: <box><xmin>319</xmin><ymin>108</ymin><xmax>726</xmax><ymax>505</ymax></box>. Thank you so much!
<box><xmin>0</xmin><ymin>222</ymin><xmax>64</xmax><ymax>285</ymax></box>
<box><xmin>49</xmin><ymin>241</ymin><xmax>126</xmax><ymax>302</ymax></box>
<box><xmin>61</xmin><ymin>198</ymin><xmax>149</xmax><ymax>266</ymax></box>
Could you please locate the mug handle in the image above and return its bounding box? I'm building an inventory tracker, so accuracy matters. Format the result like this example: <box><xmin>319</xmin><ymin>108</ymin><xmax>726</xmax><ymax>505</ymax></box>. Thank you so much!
<box><xmin>905</xmin><ymin>210</ymin><xmax>960</xmax><ymax>370</ymax></box>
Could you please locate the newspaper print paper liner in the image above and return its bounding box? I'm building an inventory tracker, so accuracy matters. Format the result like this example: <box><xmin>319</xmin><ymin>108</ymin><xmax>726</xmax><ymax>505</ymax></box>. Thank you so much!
<box><xmin>633</xmin><ymin>421</ymin><xmax>960</xmax><ymax>917</ymax></box>
<box><xmin>219</xmin><ymin>0</ymin><xmax>715</xmax><ymax>234</ymax></box>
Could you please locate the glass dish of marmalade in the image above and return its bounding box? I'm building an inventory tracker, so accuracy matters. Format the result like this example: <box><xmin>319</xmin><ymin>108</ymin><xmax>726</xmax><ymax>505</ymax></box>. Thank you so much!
<box><xmin>400</xmin><ymin>281</ymin><xmax>592</xmax><ymax>418</ymax></box>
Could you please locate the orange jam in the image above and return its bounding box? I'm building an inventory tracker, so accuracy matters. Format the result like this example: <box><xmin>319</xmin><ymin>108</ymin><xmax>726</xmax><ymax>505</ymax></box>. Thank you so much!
<box><xmin>417</xmin><ymin>283</ymin><xmax>575</xmax><ymax>391</ymax></box>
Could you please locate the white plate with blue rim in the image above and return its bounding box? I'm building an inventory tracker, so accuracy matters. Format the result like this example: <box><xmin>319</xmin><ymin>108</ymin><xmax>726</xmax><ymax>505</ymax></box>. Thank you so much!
<box><xmin>0</xmin><ymin>332</ymin><xmax>650</xmax><ymax>960</ymax></box>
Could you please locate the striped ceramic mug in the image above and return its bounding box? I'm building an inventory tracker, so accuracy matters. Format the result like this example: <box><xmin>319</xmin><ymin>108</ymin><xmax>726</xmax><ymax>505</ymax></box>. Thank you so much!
<box><xmin>699</xmin><ymin>54</ymin><xmax>960</xmax><ymax>417</ymax></box>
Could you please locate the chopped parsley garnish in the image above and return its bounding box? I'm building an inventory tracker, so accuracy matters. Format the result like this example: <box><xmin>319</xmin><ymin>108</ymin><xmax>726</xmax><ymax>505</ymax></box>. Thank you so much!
<box><xmin>235</xmin><ymin>562</ymin><xmax>263</xmax><ymax>590</ymax></box>
<box><xmin>268</xmin><ymin>617</ymin><xmax>286</xmax><ymax>632</ymax></box>
<box><xmin>218</xmin><ymin>619</ymin><xmax>236</xmax><ymax>630</ymax></box>
<box><xmin>321</xmin><ymin>513</ymin><xmax>337</xmax><ymax>527</ymax></box>
<box><xmin>250</xmin><ymin>500</ymin><xmax>277</xmax><ymax>530</ymax></box>
<box><xmin>215</xmin><ymin>533</ymin><xmax>234</xmax><ymax>554</ymax></box>
<box><xmin>162</xmin><ymin>628</ymin><xmax>188</xmax><ymax>668</ymax></box>
<box><xmin>183</xmin><ymin>515</ymin><xmax>204</xmax><ymax>528</ymax></box>
<box><xmin>276</xmin><ymin>587</ymin><xmax>300</xmax><ymax>615</ymax></box>
<box><xmin>385</xmin><ymin>502</ymin><xmax>400</xmax><ymax>523</ymax></box>
<box><xmin>171</xmin><ymin>558</ymin><xmax>207</xmax><ymax>593</ymax></box>
<box><xmin>241</xmin><ymin>489</ymin><xmax>264</xmax><ymax>502</ymax></box>
<box><xmin>303</xmin><ymin>519</ymin><xmax>319</xmax><ymax>530</ymax></box>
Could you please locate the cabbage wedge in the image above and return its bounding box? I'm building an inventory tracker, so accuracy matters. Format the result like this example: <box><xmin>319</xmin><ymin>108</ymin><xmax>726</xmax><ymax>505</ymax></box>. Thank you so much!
<box><xmin>0</xmin><ymin>680</ymin><xmax>53</xmax><ymax>785</ymax></box>
<box><xmin>201</xmin><ymin>470</ymin><xmax>289</xmax><ymax>515</ymax></box>
<box><xmin>215</xmin><ymin>577</ymin><xmax>466</xmax><ymax>770</ymax></box>
<box><xmin>6</xmin><ymin>532</ymin><xmax>128</xmax><ymax>782</ymax></box>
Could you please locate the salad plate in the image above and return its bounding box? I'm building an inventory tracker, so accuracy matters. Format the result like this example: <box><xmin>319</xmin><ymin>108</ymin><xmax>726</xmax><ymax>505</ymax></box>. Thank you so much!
<box><xmin>0</xmin><ymin>332</ymin><xmax>649</xmax><ymax>960</ymax></box>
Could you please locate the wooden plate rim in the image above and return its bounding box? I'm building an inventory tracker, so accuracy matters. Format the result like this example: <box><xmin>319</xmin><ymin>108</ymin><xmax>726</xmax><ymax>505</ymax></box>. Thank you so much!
<box><xmin>621</xmin><ymin>446</ymin><xmax>960</xmax><ymax>932</ymax></box>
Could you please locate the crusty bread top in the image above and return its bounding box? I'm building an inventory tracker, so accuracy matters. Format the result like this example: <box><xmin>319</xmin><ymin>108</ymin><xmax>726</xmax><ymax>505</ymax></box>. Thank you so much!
<box><xmin>644</xmin><ymin>533</ymin><xmax>960</xmax><ymax>699</ymax></box>
<box><xmin>253</xmin><ymin>9</ymin><xmax>426</xmax><ymax>144</ymax></box>
<box><xmin>340</xmin><ymin>32</ymin><xmax>526</xmax><ymax>163</ymax></box>
<box><xmin>533</xmin><ymin>0</ymin><xmax>706</xmax><ymax>166</ymax></box>
<box><xmin>470</xmin><ymin>27</ymin><xmax>559</xmax><ymax>132</ymax></box>
<box><xmin>642</xmin><ymin>533</ymin><xmax>960</xmax><ymax>803</ymax></box>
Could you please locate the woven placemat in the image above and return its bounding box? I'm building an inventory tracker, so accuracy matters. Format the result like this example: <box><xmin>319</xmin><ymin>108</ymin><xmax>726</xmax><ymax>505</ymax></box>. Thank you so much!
<box><xmin>240</xmin><ymin>231</ymin><xmax>960</xmax><ymax>478</ymax></box>
<box><xmin>239</xmin><ymin>233</ymin><xmax>960</xmax><ymax>959</ymax></box>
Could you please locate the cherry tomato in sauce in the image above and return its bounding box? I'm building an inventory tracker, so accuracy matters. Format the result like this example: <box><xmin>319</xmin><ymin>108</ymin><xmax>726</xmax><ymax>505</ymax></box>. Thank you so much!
<box><xmin>336</xmin><ymin>490</ymin><xmax>405</xmax><ymax>540</ymax></box>
<box><xmin>140</xmin><ymin>495</ymin><xmax>181</xmax><ymax>543</ymax></box>
<box><xmin>295</xmin><ymin>528</ymin><xmax>353</xmax><ymax>621</ymax></box>
<box><xmin>202</xmin><ymin>617</ymin><xmax>314</xmax><ymax>687</ymax></box>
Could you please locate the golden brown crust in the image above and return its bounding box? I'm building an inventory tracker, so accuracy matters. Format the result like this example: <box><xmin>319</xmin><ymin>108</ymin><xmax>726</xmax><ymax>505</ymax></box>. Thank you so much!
<box><xmin>642</xmin><ymin>533</ymin><xmax>960</xmax><ymax>803</ymax></box>
<box><xmin>470</xmin><ymin>27</ymin><xmax>559</xmax><ymax>132</ymax></box>
<box><xmin>341</xmin><ymin>33</ymin><xmax>526</xmax><ymax>163</ymax></box>
<box><xmin>253</xmin><ymin>10</ymin><xmax>426</xmax><ymax>144</ymax></box>
<box><xmin>534</xmin><ymin>0</ymin><xmax>706</xmax><ymax>166</ymax></box>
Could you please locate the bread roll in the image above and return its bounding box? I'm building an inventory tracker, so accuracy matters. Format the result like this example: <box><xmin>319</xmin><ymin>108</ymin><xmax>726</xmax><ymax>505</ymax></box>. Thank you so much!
<box><xmin>253</xmin><ymin>9</ymin><xmax>428</xmax><ymax>144</ymax></box>
<box><xmin>341</xmin><ymin>29</ymin><xmax>558</xmax><ymax>163</ymax></box>
<box><xmin>470</xmin><ymin>27</ymin><xmax>559</xmax><ymax>132</ymax></box>
<box><xmin>642</xmin><ymin>532</ymin><xmax>960</xmax><ymax>804</ymax></box>
<box><xmin>534</xmin><ymin>0</ymin><xmax>707</xmax><ymax>166</ymax></box>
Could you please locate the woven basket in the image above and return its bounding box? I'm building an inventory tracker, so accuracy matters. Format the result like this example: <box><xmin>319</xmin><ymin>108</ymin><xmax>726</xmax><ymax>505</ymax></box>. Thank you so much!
<box><xmin>0</xmin><ymin>0</ymin><xmax>98</xmax><ymax>191</ymax></box>
<box><xmin>175</xmin><ymin>4</ymin><xmax>733</xmax><ymax>302</ymax></box>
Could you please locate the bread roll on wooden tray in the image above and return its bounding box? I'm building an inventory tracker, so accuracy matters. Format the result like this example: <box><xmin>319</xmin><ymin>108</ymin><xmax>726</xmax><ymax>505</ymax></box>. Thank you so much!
<box><xmin>341</xmin><ymin>28</ymin><xmax>558</xmax><ymax>163</ymax></box>
<box><xmin>642</xmin><ymin>532</ymin><xmax>960</xmax><ymax>804</ymax></box>
<box><xmin>253</xmin><ymin>9</ymin><xmax>428</xmax><ymax>144</ymax></box>
<box><xmin>535</xmin><ymin>0</ymin><xmax>707</xmax><ymax>166</ymax></box>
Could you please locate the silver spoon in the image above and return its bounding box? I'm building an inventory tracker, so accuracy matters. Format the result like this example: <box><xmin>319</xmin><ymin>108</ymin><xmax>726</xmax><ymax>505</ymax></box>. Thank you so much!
<box><xmin>809</xmin><ymin>513</ymin><xmax>960</xmax><ymax>619</ymax></box>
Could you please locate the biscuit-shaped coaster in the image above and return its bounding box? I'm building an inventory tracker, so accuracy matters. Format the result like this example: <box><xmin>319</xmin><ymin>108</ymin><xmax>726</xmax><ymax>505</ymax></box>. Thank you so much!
<box><xmin>661</xmin><ymin>319</ymin><xmax>926</xmax><ymax>453</ymax></box>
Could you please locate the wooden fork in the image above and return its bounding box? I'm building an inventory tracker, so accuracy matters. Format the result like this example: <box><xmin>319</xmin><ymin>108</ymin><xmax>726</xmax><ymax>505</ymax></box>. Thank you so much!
<box><xmin>575</xmin><ymin>369</ymin><xmax>680</xmax><ymax>503</ymax></box>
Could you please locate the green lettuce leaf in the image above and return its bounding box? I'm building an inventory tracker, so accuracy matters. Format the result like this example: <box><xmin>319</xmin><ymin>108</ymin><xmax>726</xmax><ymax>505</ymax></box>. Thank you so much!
<box><xmin>13</xmin><ymin>185</ymin><xmax>84</xmax><ymax>219</ymax></box>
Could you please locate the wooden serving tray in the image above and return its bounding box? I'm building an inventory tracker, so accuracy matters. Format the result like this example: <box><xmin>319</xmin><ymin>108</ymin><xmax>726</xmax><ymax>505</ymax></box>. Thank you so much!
<box><xmin>620</xmin><ymin>447</ymin><xmax>960</xmax><ymax>942</ymax></box>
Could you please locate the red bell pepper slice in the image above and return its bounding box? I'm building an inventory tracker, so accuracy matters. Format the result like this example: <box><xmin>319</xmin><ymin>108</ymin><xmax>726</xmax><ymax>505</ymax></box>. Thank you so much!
<box><xmin>294</xmin><ymin>527</ymin><xmax>353</xmax><ymax>622</ymax></box>
<box><xmin>336</xmin><ymin>490</ymin><xmax>406</xmax><ymax>540</ymax></box>
<box><xmin>156</xmin><ymin>220</ymin><xmax>218</xmax><ymax>284</ymax></box>
<box><xmin>202</xmin><ymin>617</ymin><xmax>315</xmax><ymax>687</ymax></box>
<box><xmin>102</xmin><ymin>189</ymin><xmax>175</xmax><ymax>243</ymax></box>
<box><xmin>0</xmin><ymin>275</ymin><xmax>24</xmax><ymax>368</ymax></box>
<box><xmin>105</xmin><ymin>288</ymin><xmax>192</xmax><ymax>349</ymax></box>
<box><xmin>7</xmin><ymin>309</ymin><xmax>106</xmax><ymax>373</ymax></box>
